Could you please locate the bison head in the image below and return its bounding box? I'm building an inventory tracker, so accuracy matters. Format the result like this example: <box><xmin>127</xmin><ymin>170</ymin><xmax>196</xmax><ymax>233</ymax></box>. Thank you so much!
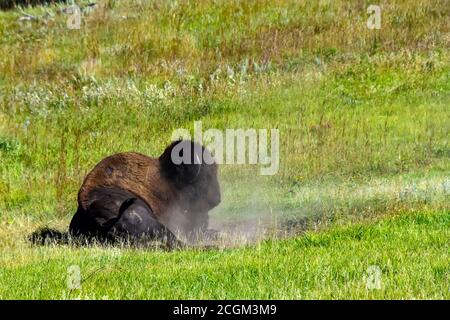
<box><xmin>159</xmin><ymin>140</ymin><xmax>221</xmax><ymax>212</ymax></box>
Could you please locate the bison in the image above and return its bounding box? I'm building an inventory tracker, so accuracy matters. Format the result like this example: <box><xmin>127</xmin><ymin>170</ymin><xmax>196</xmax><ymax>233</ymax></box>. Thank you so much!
<box><xmin>31</xmin><ymin>140</ymin><xmax>221</xmax><ymax>248</ymax></box>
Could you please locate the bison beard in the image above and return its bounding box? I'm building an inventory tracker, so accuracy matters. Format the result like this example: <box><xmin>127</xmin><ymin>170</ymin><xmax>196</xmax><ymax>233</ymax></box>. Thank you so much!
<box><xmin>30</xmin><ymin>140</ymin><xmax>221</xmax><ymax>248</ymax></box>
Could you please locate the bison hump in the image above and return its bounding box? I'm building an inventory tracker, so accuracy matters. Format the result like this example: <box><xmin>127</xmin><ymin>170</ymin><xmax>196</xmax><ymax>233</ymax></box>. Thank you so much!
<box><xmin>77</xmin><ymin>152</ymin><xmax>166</xmax><ymax>212</ymax></box>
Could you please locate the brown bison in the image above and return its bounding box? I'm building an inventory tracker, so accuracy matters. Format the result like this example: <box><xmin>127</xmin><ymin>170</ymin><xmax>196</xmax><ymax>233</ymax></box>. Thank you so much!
<box><xmin>31</xmin><ymin>140</ymin><xmax>221</xmax><ymax>248</ymax></box>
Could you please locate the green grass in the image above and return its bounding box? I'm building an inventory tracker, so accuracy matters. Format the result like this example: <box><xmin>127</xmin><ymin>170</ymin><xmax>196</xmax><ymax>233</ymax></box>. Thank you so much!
<box><xmin>0</xmin><ymin>211</ymin><xmax>448</xmax><ymax>299</ymax></box>
<box><xmin>0</xmin><ymin>0</ymin><xmax>449</xmax><ymax>299</ymax></box>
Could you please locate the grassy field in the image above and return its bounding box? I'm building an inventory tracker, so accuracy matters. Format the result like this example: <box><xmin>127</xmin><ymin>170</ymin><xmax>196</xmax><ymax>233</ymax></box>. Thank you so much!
<box><xmin>0</xmin><ymin>211</ymin><xmax>449</xmax><ymax>299</ymax></box>
<box><xmin>0</xmin><ymin>0</ymin><xmax>449</xmax><ymax>299</ymax></box>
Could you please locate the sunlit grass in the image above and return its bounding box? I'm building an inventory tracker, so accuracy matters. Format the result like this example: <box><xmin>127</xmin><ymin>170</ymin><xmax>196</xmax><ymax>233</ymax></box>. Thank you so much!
<box><xmin>0</xmin><ymin>210</ymin><xmax>448</xmax><ymax>299</ymax></box>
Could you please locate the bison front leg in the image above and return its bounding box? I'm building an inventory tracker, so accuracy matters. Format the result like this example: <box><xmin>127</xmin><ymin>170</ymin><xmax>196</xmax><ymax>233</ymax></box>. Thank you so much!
<box><xmin>186</xmin><ymin>211</ymin><xmax>221</xmax><ymax>242</ymax></box>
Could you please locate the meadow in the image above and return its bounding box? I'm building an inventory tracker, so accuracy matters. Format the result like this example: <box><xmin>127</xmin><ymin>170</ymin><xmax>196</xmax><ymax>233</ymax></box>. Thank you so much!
<box><xmin>0</xmin><ymin>0</ymin><xmax>449</xmax><ymax>299</ymax></box>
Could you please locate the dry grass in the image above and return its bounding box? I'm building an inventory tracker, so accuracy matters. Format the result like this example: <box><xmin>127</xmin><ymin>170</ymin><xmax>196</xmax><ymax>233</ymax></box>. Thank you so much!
<box><xmin>0</xmin><ymin>0</ymin><xmax>448</xmax><ymax>82</ymax></box>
